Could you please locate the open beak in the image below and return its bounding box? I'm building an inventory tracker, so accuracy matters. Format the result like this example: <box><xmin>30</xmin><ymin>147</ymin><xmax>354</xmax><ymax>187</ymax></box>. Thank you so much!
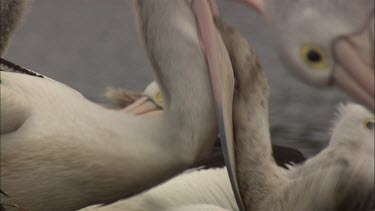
<box><xmin>122</xmin><ymin>96</ymin><xmax>162</xmax><ymax>116</ymax></box>
<box><xmin>332</xmin><ymin>14</ymin><xmax>374</xmax><ymax>111</ymax></box>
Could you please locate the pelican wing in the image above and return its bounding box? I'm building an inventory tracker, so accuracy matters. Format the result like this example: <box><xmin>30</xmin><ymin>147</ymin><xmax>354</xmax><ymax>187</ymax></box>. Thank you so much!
<box><xmin>0</xmin><ymin>59</ymin><xmax>53</xmax><ymax>135</ymax></box>
<box><xmin>0</xmin><ymin>58</ymin><xmax>49</xmax><ymax>79</ymax></box>
<box><xmin>0</xmin><ymin>75</ymin><xmax>29</xmax><ymax>134</ymax></box>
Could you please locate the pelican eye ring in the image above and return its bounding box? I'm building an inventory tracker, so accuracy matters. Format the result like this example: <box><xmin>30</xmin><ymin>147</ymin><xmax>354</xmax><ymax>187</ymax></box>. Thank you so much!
<box><xmin>364</xmin><ymin>118</ymin><xmax>375</xmax><ymax>130</ymax></box>
<box><xmin>301</xmin><ymin>45</ymin><xmax>329</xmax><ymax>70</ymax></box>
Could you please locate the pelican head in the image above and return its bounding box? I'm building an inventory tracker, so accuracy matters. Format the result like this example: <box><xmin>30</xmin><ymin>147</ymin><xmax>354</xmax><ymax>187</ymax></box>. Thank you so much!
<box><xmin>242</xmin><ymin>0</ymin><xmax>374</xmax><ymax>110</ymax></box>
<box><xmin>330</xmin><ymin>103</ymin><xmax>374</xmax><ymax>150</ymax></box>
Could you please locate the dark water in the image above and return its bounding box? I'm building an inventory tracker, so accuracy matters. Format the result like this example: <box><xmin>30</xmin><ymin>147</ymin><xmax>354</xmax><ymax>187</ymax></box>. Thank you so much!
<box><xmin>4</xmin><ymin>0</ymin><xmax>350</xmax><ymax>156</ymax></box>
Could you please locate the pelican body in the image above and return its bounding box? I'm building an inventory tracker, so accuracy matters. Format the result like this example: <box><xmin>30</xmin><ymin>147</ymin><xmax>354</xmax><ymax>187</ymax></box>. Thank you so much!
<box><xmin>0</xmin><ymin>1</ymin><xmax>226</xmax><ymax>210</ymax></box>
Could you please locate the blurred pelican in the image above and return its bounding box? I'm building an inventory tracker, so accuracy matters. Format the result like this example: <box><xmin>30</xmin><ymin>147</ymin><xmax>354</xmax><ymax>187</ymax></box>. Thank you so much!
<box><xmin>241</xmin><ymin>0</ymin><xmax>374</xmax><ymax>110</ymax></box>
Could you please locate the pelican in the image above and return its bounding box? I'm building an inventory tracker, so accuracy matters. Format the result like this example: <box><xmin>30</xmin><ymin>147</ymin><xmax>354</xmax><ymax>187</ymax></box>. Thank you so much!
<box><xmin>0</xmin><ymin>0</ymin><xmax>236</xmax><ymax>210</ymax></box>
<box><xmin>80</xmin><ymin>18</ymin><xmax>375</xmax><ymax>211</ymax></box>
<box><xmin>240</xmin><ymin>0</ymin><xmax>375</xmax><ymax>110</ymax></box>
<box><xmin>226</xmin><ymin>16</ymin><xmax>375</xmax><ymax>210</ymax></box>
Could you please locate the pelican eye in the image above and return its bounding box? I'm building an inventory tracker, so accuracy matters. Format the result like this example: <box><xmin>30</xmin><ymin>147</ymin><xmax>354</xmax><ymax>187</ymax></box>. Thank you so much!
<box><xmin>301</xmin><ymin>45</ymin><xmax>328</xmax><ymax>70</ymax></box>
<box><xmin>155</xmin><ymin>92</ymin><xmax>163</xmax><ymax>104</ymax></box>
<box><xmin>364</xmin><ymin>118</ymin><xmax>375</xmax><ymax>130</ymax></box>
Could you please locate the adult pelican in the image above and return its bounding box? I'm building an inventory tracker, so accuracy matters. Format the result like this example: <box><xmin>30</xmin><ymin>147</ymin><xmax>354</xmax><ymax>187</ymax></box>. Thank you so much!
<box><xmin>0</xmin><ymin>0</ymin><xmax>234</xmax><ymax>210</ymax></box>
<box><xmin>240</xmin><ymin>0</ymin><xmax>374</xmax><ymax>110</ymax></box>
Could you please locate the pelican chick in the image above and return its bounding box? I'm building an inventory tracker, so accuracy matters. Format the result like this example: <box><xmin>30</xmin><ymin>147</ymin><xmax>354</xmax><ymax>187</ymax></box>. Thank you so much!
<box><xmin>222</xmin><ymin>14</ymin><xmax>375</xmax><ymax>209</ymax></box>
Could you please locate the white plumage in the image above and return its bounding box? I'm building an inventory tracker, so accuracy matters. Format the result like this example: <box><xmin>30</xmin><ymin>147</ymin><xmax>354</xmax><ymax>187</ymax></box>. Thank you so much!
<box><xmin>81</xmin><ymin>168</ymin><xmax>236</xmax><ymax>211</ymax></box>
<box><xmin>2</xmin><ymin>0</ymin><xmax>373</xmax><ymax>210</ymax></box>
<box><xmin>0</xmin><ymin>1</ymin><xmax>225</xmax><ymax>210</ymax></box>
<box><xmin>80</xmin><ymin>103</ymin><xmax>374</xmax><ymax>211</ymax></box>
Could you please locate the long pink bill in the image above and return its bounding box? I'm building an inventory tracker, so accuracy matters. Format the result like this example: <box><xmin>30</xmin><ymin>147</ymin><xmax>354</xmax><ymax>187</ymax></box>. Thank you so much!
<box><xmin>333</xmin><ymin>14</ymin><xmax>375</xmax><ymax>112</ymax></box>
<box><xmin>192</xmin><ymin>1</ymin><xmax>244</xmax><ymax>210</ymax></box>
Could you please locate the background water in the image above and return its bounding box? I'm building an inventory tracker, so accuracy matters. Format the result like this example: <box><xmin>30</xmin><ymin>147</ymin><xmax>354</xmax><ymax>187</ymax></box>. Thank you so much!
<box><xmin>4</xmin><ymin>0</ymin><xmax>350</xmax><ymax>156</ymax></box>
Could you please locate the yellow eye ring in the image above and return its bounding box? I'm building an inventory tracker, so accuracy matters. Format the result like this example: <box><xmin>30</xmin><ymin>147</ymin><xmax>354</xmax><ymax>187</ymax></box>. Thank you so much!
<box><xmin>364</xmin><ymin>118</ymin><xmax>375</xmax><ymax>130</ymax></box>
<box><xmin>301</xmin><ymin>45</ymin><xmax>329</xmax><ymax>70</ymax></box>
<box><xmin>155</xmin><ymin>92</ymin><xmax>163</xmax><ymax>105</ymax></box>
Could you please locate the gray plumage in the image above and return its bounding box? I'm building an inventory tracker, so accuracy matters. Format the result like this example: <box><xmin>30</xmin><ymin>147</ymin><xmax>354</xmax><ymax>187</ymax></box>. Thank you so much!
<box><xmin>0</xmin><ymin>0</ymin><xmax>29</xmax><ymax>55</ymax></box>
<box><xmin>218</xmin><ymin>17</ymin><xmax>374</xmax><ymax>210</ymax></box>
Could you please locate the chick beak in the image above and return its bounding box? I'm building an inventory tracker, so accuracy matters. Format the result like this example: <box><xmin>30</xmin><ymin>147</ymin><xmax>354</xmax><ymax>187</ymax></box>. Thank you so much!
<box><xmin>122</xmin><ymin>96</ymin><xmax>162</xmax><ymax>116</ymax></box>
<box><xmin>332</xmin><ymin>15</ymin><xmax>374</xmax><ymax>111</ymax></box>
